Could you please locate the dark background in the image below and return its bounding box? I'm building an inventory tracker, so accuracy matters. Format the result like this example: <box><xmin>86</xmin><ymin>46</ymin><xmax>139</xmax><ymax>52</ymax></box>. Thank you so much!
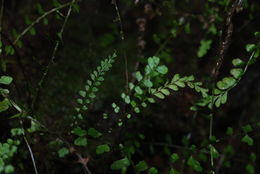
<box><xmin>0</xmin><ymin>0</ymin><xmax>260</xmax><ymax>173</ymax></box>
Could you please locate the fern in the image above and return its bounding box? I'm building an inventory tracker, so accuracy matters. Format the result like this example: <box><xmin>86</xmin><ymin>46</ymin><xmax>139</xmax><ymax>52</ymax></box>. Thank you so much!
<box><xmin>73</xmin><ymin>52</ymin><xmax>116</xmax><ymax>121</ymax></box>
<box><xmin>193</xmin><ymin>39</ymin><xmax>260</xmax><ymax>110</ymax></box>
<box><xmin>119</xmin><ymin>57</ymin><xmax>208</xmax><ymax>115</ymax></box>
<box><xmin>150</xmin><ymin>74</ymin><xmax>208</xmax><ymax>99</ymax></box>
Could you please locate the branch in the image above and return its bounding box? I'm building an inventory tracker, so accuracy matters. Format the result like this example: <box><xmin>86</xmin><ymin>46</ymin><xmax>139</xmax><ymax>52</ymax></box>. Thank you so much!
<box><xmin>13</xmin><ymin>1</ymin><xmax>77</xmax><ymax>45</ymax></box>
<box><xmin>208</xmin><ymin>1</ymin><xmax>243</xmax><ymax>173</ymax></box>
<box><xmin>30</xmin><ymin>0</ymin><xmax>76</xmax><ymax>114</ymax></box>
<box><xmin>112</xmin><ymin>0</ymin><xmax>129</xmax><ymax>93</ymax></box>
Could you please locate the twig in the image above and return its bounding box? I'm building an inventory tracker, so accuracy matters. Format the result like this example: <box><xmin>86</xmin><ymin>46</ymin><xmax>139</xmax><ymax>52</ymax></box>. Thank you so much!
<box><xmin>209</xmin><ymin>2</ymin><xmax>244</xmax><ymax>172</ymax></box>
<box><xmin>30</xmin><ymin>0</ymin><xmax>76</xmax><ymax>114</ymax></box>
<box><xmin>112</xmin><ymin>0</ymin><xmax>129</xmax><ymax>93</ymax></box>
<box><xmin>23</xmin><ymin>133</ymin><xmax>39</xmax><ymax>174</ymax></box>
<box><xmin>154</xmin><ymin>35</ymin><xmax>173</xmax><ymax>56</ymax></box>
<box><xmin>25</xmin><ymin>115</ymin><xmax>93</xmax><ymax>174</ymax></box>
<box><xmin>13</xmin><ymin>1</ymin><xmax>76</xmax><ymax>45</ymax></box>
<box><xmin>3</xmin><ymin>95</ymin><xmax>39</xmax><ymax>174</ymax></box>
<box><xmin>210</xmin><ymin>0</ymin><xmax>243</xmax><ymax>80</ymax></box>
<box><xmin>74</xmin><ymin>152</ymin><xmax>92</xmax><ymax>174</ymax></box>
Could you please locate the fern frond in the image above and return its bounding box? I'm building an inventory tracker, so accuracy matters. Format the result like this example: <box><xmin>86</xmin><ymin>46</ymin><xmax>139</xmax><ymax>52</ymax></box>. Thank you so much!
<box><xmin>74</xmin><ymin>52</ymin><xmax>116</xmax><ymax>120</ymax></box>
<box><xmin>151</xmin><ymin>74</ymin><xmax>209</xmax><ymax>99</ymax></box>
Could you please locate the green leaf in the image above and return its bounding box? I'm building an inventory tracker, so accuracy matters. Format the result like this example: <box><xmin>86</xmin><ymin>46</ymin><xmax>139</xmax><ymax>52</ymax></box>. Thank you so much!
<box><xmin>127</xmin><ymin>114</ymin><xmax>131</xmax><ymax>119</ymax></box>
<box><xmin>156</xmin><ymin>65</ymin><xmax>168</xmax><ymax>74</ymax></box>
<box><xmin>135</xmin><ymin>71</ymin><xmax>143</xmax><ymax>82</ymax></box>
<box><xmin>141</xmin><ymin>102</ymin><xmax>147</xmax><ymax>108</ymax></box>
<box><xmin>208</xmin><ymin>24</ymin><xmax>217</xmax><ymax>35</ymax></box>
<box><xmin>215</xmin><ymin>97</ymin><xmax>221</xmax><ymax>108</ymax></box>
<box><xmin>79</xmin><ymin>90</ymin><xmax>86</xmax><ymax>97</ymax></box>
<box><xmin>134</xmin><ymin>107</ymin><xmax>140</xmax><ymax>113</ymax></box>
<box><xmin>154</xmin><ymin>92</ymin><xmax>165</xmax><ymax>99</ymax></box>
<box><xmin>88</xmin><ymin>128</ymin><xmax>102</xmax><ymax>138</ymax></box>
<box><xmin>76</xmin><ymin>98</ymin><xmax>83</xmax><ymax>104</ymax></box>
<box><xmin>242</xmin><ymin>124</ymin><xmax>253</xmax><ymax>133</ymax></box>
<box><xmin>221</xmin><ymin>92</ymin><xmax>228</xmax><ymax>104</ymax></box>
<box><xmin>58</xmin><ymin>147</ymin><xmax>69</xmax><ymax>158</ymax></box>
<box><xmin>129</xmin><ymin>82</ymin><xmax>135</xmax><ymax>90</ymax></box>
<box><xmin>147</xmin><ymin>97</ymin><xmax>155</xmax><ymax>103</ymax></box>
<box><xmin>241</xmin><ymin>135</ymin><xmax>254</xmax><ymax>146</ymax></box>
<box><xmin>230</xmin><ymin>68</ymin><xmax>243</xmax><ymax>79</ymax></box>
<box><xmin>246</xmin><ymin>44</ymin><xmax>256</xmax><ymax>53</ymax></box>
<box><xmin>114</xmin><ymin>106</ymin><xmax>120</xmax><ymax>113</ymax></box>
<box><xmin>88</xmin><ymin>93</ymin><xmax>96</xmax><ymax>99</ymax></box>
<box><xmin>172</xmin><ymin>74</ymin><xmax>180</xmax><ymax>82</ymax></box>
<box><xmin>136</xmin><ymin>160</ymin><xmax>148</xmax><ymax>172</ymax></box>
<box><xmin>0</xmin><ymin>76</ymin><xmax>13</xmax><ymax>85</ymax></box>
<box><xmin>148</xmin><ymin>56</ymin><xmax>160</xmax><ymax>68</ymax></box>
<box><xmin>96</xmin><ymin>144</ymin><xmax>110</xmax><ymax>155</ymax></box>
<box><xmin>71</xmin><ymin>127</ymin><xmax>87</xmax><ymax>136</ymax></box>
<box><xmin>124</xmin><ymin>95</ymin><xmax>131</xmax><ymax>104</ymax></box>
<box><xmin>217</xmin><ymin>77</ymin><xmax>236</xmax><ymax>90</ymax></box>
<box><xmin>110</xmin><ymin>157</ymin><xmax>130</xmax><ymax>170</ymax></box>
<box><xmin>170</xmin><ymin>153</ymin><xmax>179</xmax><ymax>163</ymax></box>
<box><xmin>98</xmin><ymin>77</ymin><xmax>104</xmax><ymax>81</ymax></box>
<box><xmin>250</xmin><ymin>152</ymin><xmax>256</xmax><ymax>162</ymax></box>
<box><xmin>4</xmin><ymin>165</ymin><xmax>14</xmax><ymax>173</ymax></box>
<box><xmin>186</xmin><ymin>75</ymin><xmax>195</xmax><ymax>81</ymax></box>
<box><xmin>175</xmin><ymin>81</ymin><xmax>185</xmax><ymax>88</ymax></box>
<box><xmin>112</xmin><ymin>102</ymin><xmax>117</xmax><ymax>108</ymax></box>
<box><xmin>232</xmin><ymin>58</ymin><xmax>244</xmax><ymax>67</ymax></box>
<box><xmin>135</xmin><ymin>86</ymin><xmax>143</xmax><ymax>95</ymax></box>
<box><xmin>170</xmin><ymin>168</ymin><xmax>181</xmax><ymax>174</ymax></box>
<box><xmin>143</xmin><ymin>79</ymin><xmax>153</xmax><ymax>88</ymax></box>
<box><xmin>223</xmin><ymin>77</ymin><xmax>236</xmax><ymax>87</ymax></box>
<box><xmin>0</xmin><ymin>98</ymin><xmax>10</xmax><ymax>112</ymax></box>
<box><xmin>5</xmin><ymin>45</ymin><xmax>14</xmax><ymax>55</ymax></box>
<box><xmin>168</xmin><ymin>84</ymin><xmax>178</xmax><ymax>91</ymax></box>
<box><xmin>74</xmin><ymin>137</ymin><xmax>87</xmax><ymax>147</ymax></box>
<box><xmin>184</xmin><ymin>23</ymin><xmax>191</xmax><ymax>34</ymax></box>
<box><xmin>245</xmin><ymin>164</ymin><xmax>255</xmax><ymax>174</ymax></box>
<box><xmin>30</xmin><ymin>28</ymin><xmax>36</xmax><ymax>35</ymax></box>
<box><xmin>43</xmin><ymin>18</ymin><xmax>48</xmax><ymax>25</ymax></box>
<box><xmin>161</xmin><ymin>88</ymin><xmax>170</xmax><ymax>96</ymax></box>
<box><xmin>209</xmin><ymin>145</ymin><xmax>219</xmax><ymax>158</ymax></box>
<box><xmin>11</xmin><ymin>128</ymin><xmax>24</xmax><ymax>136</ymax></box>
<box><xmin>148</xmin><ymin>167</ymin><xmax>158</xmax><ymax>174</ymax></box>
<box><xmin>216</xmin><ymin>81</ymin><xmax>225</xmax><ymax>90</ymax></box>
<box><xmin>254</xmin><ymin>31</ymin><xmax>260</xmax><ymax>37</ymax></box>
<box><xmin>0</xmin><ymin>159</ymin><xmax>4</xmax><ymax>172</ymax></box>
<box><xmin>187</xmin><ymin>156</ymin><xmax>203</xmax><ymax>172</ymax></box>
<box><xmin>197</xmin><ymin>39</ymin><xmax>212</xmax><ymax>58</ymax></box>
<box><xmin>213</xmin><ymin>88</ymin><xmax>221</xmax><ymax>95</ymax></box>
<box><xmin>226</xmin><ymin>127</ymin><xmax>233</xmax><ymax>136</ymax></box>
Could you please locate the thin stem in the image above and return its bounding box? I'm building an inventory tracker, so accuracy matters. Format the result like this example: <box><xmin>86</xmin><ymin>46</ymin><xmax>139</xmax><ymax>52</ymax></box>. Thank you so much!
<box><xmin>208</xmin><ymin>1</ymin><xmax>243</xmax><ymax>173</ymax></box>
<box><xmin>209</xmin><ymin>114</ymin><xmax>214</xmax><ymax>174</ymax></box>
<box><xmin>112</xmin><ymin>0</ymin><xmax>129</xmax><ymax>92</ymax></box>
<box><xmin>13</xmin><ymin>1</ymin><xmax>76</xmax><ymax>45</ymax></box>
<box><xmin>154</xmin><ymin>35</ymin><xmax>173</xmax><ymax>56</ymax></box>
<box><xmin>31</xmin><ymin>0</ymin><xmax>76</xmax><ymax>114</ymax></box>
<box><xmin>23</xmin><ymin>133</ymin><xmax>39</xmax><ymax>174</ymax></box>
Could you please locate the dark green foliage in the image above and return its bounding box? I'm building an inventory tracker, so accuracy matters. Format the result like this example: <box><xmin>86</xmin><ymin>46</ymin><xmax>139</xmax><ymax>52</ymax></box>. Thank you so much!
<box><xmin>1</xmin><ymin>0</ymin><xmax>260</xmax><ymax>174</ymax></box>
